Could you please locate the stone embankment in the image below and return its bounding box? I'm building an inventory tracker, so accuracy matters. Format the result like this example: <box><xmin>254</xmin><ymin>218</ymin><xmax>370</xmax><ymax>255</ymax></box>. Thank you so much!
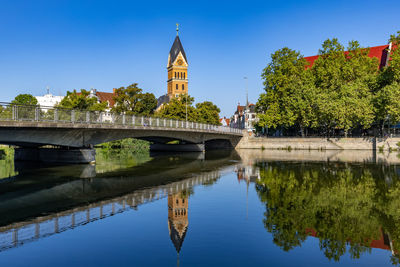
<box><xmin>236</xmin><ymin>131</ymin><xmax>400</xmax><ymax>151</ymax></box>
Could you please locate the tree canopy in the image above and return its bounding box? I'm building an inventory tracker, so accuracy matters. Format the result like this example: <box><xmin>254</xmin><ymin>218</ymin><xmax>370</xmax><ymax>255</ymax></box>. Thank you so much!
<box><xmin>112</xmin><ymin>83</ymin><xmax>157</xmax><ymax>116</ymax></box>
<box><xmin>156</xmin><ymin>94</ymin><xmax>221</xmax><ymax>124</ymax></box>
<box><xmin>255</xmin><ymin>161</ymin><xmax>400</xmax><ymax>263</ymax></box>
<box><xmin>58</xmin><ymin>89</ymin><xmax>107</xmax><ymax>111</ymax></box>
<box><xmin>11</xmin><ymin>94</ymin><xmax>38</xmax><ymax>106</ymax></box>
<box><xmin>256</xmin><ymin>32</ymin><xmax>400</xmax><ymax>136</ymax></box>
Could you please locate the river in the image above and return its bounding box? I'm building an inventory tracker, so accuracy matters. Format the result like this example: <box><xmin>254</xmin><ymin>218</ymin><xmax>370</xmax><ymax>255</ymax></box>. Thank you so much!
<box><xmin>0</xmin><ymin>148</ymin><xmax>400</xmax><ymax>266</ymax></box>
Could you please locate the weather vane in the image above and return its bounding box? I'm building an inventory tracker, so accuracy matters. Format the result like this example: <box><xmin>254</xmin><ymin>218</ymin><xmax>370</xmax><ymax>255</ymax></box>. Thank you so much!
<box><xmin>176</xmin><ymin>23</ymin><xmax>179</xmax><ymax>35</ymax></box>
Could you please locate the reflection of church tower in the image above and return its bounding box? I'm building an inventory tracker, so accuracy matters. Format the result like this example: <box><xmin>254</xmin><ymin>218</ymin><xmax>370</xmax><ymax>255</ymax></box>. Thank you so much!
<box><xmin>167</xmin><ymin>24</ymin><xmax>188</xmax><ymax>99</ymax></box>
<box><xmin>168</xmin><ymin>192</ymin><xmax>189</xmax><ymax>254</ymax></box>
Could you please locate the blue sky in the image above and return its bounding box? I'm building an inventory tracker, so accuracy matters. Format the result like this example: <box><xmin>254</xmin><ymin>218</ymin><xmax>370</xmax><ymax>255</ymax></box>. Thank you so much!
<box><xmin>0</xmin><ymin>0</ymin><xmax>399</xmax><ymax>116</ymax></box>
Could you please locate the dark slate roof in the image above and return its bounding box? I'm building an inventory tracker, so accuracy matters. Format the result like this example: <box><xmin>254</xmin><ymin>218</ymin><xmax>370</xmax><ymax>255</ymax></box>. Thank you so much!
<box><xmin>169</xmin><ymin>35</ymin><xmax>187</xmax><ymax>65</ymax></box>
<box><xmin>169</xmin><ymin>220</ymin><xmax>188</xmax><ymax>253</ymax></box>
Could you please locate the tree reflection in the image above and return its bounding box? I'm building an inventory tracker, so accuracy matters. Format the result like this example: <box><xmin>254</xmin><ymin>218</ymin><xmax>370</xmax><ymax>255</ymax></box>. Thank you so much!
<box><xmin>255</xmin><ymin>162</ymin><xmax>400</xmax><ymax>264</ymax></box>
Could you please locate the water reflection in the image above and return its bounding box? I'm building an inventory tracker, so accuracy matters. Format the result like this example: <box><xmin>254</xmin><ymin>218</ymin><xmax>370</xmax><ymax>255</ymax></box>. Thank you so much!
<box><xmin>238</xmin><ymin>150</ymin><xmax>400</xmax><ymax>265</ymax></box>
<box><xmin>168</xmin><ymin>190</ymin><xmax>191</xmax><ymax>266</ymax></box>
<box><xmin>3</xmin><ymin>148</ymin><xmax>400</xmax><ymax>265</ymax></box>
<box><xmin>0</xmin><ymin>149</ymin><xmax>237</xmax><ymax>254</ymax></box>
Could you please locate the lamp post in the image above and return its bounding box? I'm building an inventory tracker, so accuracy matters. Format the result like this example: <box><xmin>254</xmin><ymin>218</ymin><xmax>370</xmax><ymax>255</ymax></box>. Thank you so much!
<box><xmin>244</xmin><ymin>77</ymin><xmax>248</xmax><ymax>130</ymax></box>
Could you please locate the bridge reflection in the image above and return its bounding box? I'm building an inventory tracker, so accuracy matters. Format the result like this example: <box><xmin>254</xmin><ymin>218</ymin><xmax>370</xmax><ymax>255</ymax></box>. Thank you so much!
<box><xmin>0</xmin><ymin>171</ymin><xmax>218</xmax><ymax>252</ymax></box>
<box><xmin>0</xmin><ymin>151</ymin><xmax>233</xmax><ymax>253</ymax></box>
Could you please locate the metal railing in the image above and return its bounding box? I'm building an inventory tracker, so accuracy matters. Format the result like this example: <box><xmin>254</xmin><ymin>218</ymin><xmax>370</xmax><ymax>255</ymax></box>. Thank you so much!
<box><xmin>0</xmin><ymin>102</ymin><xmax>242</xmax><ymax>134</ymax></box>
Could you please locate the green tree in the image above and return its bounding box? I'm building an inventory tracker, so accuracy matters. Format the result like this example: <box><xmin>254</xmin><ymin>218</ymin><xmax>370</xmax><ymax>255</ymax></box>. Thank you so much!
<box><xmin>378</xmin><ymin>31</ymin><xmax>400</xmax><ymax>87</ymax></box>
<box><xmin>11</xmin><ymin>94</ymin><xmax>38</xmax><ymax>106</ymax></box>
<box><xmin>255</xmin><ymin>161</ymin><xmax>400</xmax><ymax>262</ymax></box>
<box><xmin>133</xmin><ymin>92</ymin><xmax>157</xmax><ymax>116</ymax></box>
<box><xmin>9</xmin><ymin>94</ymin><xmax>39</xmax><ymax>120</ymax></box>
<box><xmin>312</xmin><ymin>39</ymin><xmax>378</xmax><ymax>135</ymax></box>
<box><xmin>58</xmin><ymin>89</ymin><xmax>107</xmax><ymax>111</ymax></box>
<box><xmin>195</xmin><ymin>101</ymin><xmax>221</xmax><ymax>125</ymax></box>
<box><xmin>112</xmin><ymin>83</ymin><xmax>157</xmax><ymax>115</ymax></box>
<box><xmin>374</xmin><ymin>82</ymin><xmax>400</xmax><ymax>133</ymax></box>
<box><xmin>156</xmin><ymin>94</ymin><xmax>198</xmax><ymax>121</ymax></box>
<box><xmin>257</xmin><ymin>47</ymin><xmax>318</xmax><ymax>136</ymax></box>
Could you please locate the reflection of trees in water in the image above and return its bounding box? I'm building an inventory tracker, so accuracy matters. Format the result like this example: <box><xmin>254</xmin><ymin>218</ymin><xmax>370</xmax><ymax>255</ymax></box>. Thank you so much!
<box><xmin>255</xmin><ymin>162</ymin><xmax>400</xmax><ymax>264</ymax></box>
<box><xmin>0</xmin><ymin>148</ymin><xmax>17</xmax><ymax>179</ymax></box>
<box><xmin>94</xmin><ymin>148</ymin><xmax>151</xmax><ymax>173</ymax></box>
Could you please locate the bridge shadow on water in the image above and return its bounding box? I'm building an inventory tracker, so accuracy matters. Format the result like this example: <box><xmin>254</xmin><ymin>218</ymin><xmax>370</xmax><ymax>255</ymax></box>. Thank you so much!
<box><xmin>0</xmin><ymin>149</ymin><xmax>240</xmax><ymax>252</ymax></box>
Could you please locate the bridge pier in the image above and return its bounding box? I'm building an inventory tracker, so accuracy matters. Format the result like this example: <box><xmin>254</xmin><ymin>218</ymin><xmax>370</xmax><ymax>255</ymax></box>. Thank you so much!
<box><xmin>14</xmin><ymin>148</ymin><xmax>96</xmax><ymax>164</ymax></box>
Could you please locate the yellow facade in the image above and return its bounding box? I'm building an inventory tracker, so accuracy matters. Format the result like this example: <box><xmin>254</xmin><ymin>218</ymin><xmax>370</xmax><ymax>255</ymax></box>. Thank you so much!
<box><xmin>167</xmin><ymin>35</ymin><xmax>188</xmax><ymax>99</ymax></box>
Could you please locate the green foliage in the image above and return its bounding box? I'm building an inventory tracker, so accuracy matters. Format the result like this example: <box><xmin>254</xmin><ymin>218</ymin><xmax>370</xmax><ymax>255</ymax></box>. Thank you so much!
<box><xmin>257</xmin><ymin>47</ymin><xmax>318</xmax><ymax>134</ymax></box>
<box><xmin>112</xmin><ymin>83</ymin><xmax>157</xmax><ymax>115</ymax></box>
<box><xmin>195</xmin><ymin>101</ymin><xmax>221</xmax><ymax>124</ymax></box>
<box><xmin>8</xmin><ymin>94</ymin><xmax>39</xmax><ymax>120</ymax></box>
<box><xmin>11</xmin><ymin>94</ymin><xmax>38</xmax><ymax>106</ymax></box>
<box><xmin>156</xmin><ymin>95</ymin><xmax>221</xmax><ymax>124</ymax></box>
<box><xmin>98</xmin><ymin>138</ymin><xmax>149</xmax><ymax>151</ymax></box>
<box><xmin>374</xmin><ymin>82</ymin><xmax>400</xmax><ymax>124</ymax></box>
<box><xmin>58</xmin><ymin>89</ymin><xmax>107</xmax><ymax>111</ymax></box>
<box><xmin>257</xmin><ymin>32</ymin><xmax>400</xmax><ymax>136</ymax></box>
<box><xmin>0</xmin><ymin>147</ymin><xmax>17</xmax><ymax>179</ymax></box>
<box><xmin>157</xmin><ymin>94</ymin><xmax>197</xmax><ymax>120</ymax></box>
<box><xmin>255</xmin><ymin>161</ymin><xmax>400</xmax><ymax>262</ymax></box>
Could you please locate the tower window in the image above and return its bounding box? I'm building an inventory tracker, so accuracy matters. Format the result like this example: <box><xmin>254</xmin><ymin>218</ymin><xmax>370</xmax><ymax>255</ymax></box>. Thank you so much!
<box><xmin>183</xmin><ymin>73</ymin><xmax>185</xmax><ymax>79</ymax></box>
<box><xmin>182</xmin><ymin>84</ymin><xmax>184</xmax><ymax>90</ymax></box>
<box><xmin>174</xmin><ymin>72</ymin><xmax>176</xmax><ymax>78</ymax></box>
<box><xmin>176</xmin><ymin>84</ymin><xmax>178</xmax><ymax>90</ymax></box>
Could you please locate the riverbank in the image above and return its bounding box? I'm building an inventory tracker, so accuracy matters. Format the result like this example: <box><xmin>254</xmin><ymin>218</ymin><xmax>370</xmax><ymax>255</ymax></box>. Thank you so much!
<box><xmin>236</xmin><ymin>131</ymin><xmax>400</xmax><ymax>151</ymax></box>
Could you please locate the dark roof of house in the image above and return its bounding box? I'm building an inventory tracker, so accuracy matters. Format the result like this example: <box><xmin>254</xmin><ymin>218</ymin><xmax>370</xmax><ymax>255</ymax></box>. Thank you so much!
<box><xmin>169</xmin><ymin>35</ymin><xmax>187</xmax><ymax>65</ymax></box>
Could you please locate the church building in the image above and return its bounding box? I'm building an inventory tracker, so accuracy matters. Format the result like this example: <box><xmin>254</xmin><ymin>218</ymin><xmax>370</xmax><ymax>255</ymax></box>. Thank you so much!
<box><xmin>157</xmin><ymin>25</ymin><xmax>188</xmax><ymax>109</ymax></box>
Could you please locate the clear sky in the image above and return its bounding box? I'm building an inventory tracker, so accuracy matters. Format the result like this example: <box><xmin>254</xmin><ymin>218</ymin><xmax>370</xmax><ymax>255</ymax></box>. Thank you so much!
<box><xmin>0</xmin><ymin>0</ymin><xmax>399</xmax><ymax>116</ymax></box>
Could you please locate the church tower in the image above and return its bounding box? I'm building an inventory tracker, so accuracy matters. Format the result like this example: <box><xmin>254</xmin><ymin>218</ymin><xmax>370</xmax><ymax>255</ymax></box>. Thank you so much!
<box><xmin>167</xmin><ymin>24</ymin><xmax>188</xmax><ymax>99</ymax></box>
<box><xmin>168</xmin><ymin>191</ymin><xmax>189</xmax><ymax>254</ymax></box>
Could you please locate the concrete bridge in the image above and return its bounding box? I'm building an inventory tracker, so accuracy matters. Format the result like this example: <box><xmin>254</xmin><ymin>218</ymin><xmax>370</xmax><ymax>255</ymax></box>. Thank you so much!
<box><xmin>0</xmin><ymin>103</ymin><xmax>243</xmax><ymax>162</ymax></box>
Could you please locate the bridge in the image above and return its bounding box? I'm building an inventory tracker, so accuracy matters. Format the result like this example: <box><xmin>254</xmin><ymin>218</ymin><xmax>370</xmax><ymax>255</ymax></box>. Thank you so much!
<box><xmin>0</xmin><ymin>103</ymin><xmax>243</xmax><ymax>162</ymax></box>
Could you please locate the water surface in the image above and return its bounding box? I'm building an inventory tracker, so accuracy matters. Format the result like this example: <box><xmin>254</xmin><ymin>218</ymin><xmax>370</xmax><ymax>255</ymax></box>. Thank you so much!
<box><xmin>0</xmin><ymin>148</ymin><xmax>399</xmax><ymax>266</ymax></box>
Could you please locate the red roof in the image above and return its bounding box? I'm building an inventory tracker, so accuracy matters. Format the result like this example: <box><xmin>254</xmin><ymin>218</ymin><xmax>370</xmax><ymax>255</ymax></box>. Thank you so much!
<box><xmin>219</xmin><ymin>118</ymin><xmax>230</xmax><ymax>126</ymax></box>
<box><xmin>96</xmin><ymin>92</ymin><xmax>115</xmax><ymax>107</ymax></box>
<box><xmin>304</xmin><ymin>44</ymin><xmax>396</xmax><ymax>69</ymax></box>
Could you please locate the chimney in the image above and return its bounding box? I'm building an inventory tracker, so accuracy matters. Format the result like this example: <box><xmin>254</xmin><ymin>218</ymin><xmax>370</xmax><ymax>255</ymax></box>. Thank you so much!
<box><xmin>113</xmin><ymin>88</ymin><xmax>117</xmax><ymax>94</ymax></box>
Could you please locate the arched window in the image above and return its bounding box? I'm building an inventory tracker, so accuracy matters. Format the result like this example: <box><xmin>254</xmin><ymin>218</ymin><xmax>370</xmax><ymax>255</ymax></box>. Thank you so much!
<box><xmin>176</xmin><ymin>84</ymin><xmax>178</xmax><ymax>90</ymax></box>
<box><xmin>182</xmin><ymin>199</ymin><xmax>185</xmax><ymax>203</ymax></box>
<box><xmin>176</xmin><ymin>199</ymin><xmax>178</xmax><ymax>204</ymax></box>
<box><xmin>183</xmin><ymin>73</ymin><xmax>185</xmax><ymax>79</ymax></box>
<box><xmin>174</xmin><ymin>72</ymin><xmax>176</xmax><ymax>78</ymax></box>
<box><xmin>182</xmin><ymin>84</ymin><xmax>185</xmax><ymax>90</ymax></box>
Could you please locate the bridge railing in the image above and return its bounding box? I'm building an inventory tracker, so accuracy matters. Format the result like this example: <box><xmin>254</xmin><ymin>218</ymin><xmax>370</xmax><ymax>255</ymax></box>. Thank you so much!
<box><xmin>0</xmin><ymin>103</ymin><xmax>242</xmax><ymax>134</ymax></box>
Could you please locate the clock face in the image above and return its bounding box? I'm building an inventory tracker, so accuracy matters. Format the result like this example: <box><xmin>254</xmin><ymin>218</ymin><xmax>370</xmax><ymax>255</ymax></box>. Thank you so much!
<box><xmin>177</xmin><ymin>59</ymin><xmax>183</xmax><ymax>65</ymax></box>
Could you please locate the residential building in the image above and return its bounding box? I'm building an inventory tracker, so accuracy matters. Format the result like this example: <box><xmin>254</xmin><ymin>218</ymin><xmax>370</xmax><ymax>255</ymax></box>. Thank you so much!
<box><xmin>35</xmin><ymin>89</ymin><xmax>64</xmax><ymax>109</ymax></box>
<box><xmin>219</xmin><ymin>117</ymin><xmax>230</xmax><ymax>126</ymax></box>
<box><xmin>231</xmin><ymin>102</ymin><xmax>257</xmax><ymax>131</ymax></box>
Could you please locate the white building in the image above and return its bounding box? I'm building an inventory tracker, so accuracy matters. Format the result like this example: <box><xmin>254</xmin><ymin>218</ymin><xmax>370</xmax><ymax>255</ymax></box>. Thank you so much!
<box><xmin>35</xmin><ymin>92</ymin><xmax>64</xmax><ymax>109</ymax></box>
